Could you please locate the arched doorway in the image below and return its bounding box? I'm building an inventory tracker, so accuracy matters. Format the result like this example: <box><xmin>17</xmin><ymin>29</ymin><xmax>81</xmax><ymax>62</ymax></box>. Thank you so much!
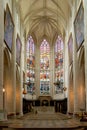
<box><xmin>3</xmin><ymin>48</ymin><xmax>12</xmax><ymax>115</ymax></box>
<box><xmin>78</xmin><ymin>46</ymin><xmax>86</xmax><ymax>110</ymax></box>
<box><xmin>16</xmin><ymin>65</ymin><xmax>21</xmax><ymax>115</ymax></box>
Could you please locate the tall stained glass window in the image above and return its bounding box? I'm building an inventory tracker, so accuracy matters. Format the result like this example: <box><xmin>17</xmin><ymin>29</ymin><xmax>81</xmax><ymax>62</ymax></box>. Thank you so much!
<box><xmin>40</xmin><ymin>39</ymin><xmax>50</xmax><ymax>94</ymax></box>
<box><xmin>54</xmin><ymin>36</ymin><xmax>63</xmax><ymax>94</ymax></box>
<box><xmin>26</xmin><ymin>36</ymin><xmax>35</xmax><ymax>94</ymax></box>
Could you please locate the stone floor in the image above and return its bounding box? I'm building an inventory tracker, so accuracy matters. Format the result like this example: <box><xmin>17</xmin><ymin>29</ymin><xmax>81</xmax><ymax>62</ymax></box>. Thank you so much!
<box><xmin>1</xmin><ymin>112</ymin><xmax>87</xmax><ymax>130</ymax></box>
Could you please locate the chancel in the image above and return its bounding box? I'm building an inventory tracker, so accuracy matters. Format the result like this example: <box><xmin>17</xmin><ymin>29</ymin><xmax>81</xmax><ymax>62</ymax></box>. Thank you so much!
<box><xmin>0</xmin><ymin>0</ymin><xmax>87</xmax><ymax>129</ymax></box>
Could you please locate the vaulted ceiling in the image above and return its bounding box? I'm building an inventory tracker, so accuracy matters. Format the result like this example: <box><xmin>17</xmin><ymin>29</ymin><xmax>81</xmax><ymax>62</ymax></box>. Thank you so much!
<box><xmin>16</xmin><ymin>0</ymin><xmax>73</xmax><ymax>44</ymax></box>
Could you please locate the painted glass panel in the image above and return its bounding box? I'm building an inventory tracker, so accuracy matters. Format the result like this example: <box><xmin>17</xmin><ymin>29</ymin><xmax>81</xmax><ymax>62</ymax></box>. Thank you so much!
<box><xmin>26</xmin><ymin>36</ymin><xmax>35</xmax><ymax>94</ymax></box>
<box><xmin>40</xmin><ymin>39</ymin><xmax>50</xmax><ymax>94</ymax></box>
<box><xmin>54</xmin><ymin>36</ymin><xmax>63</xmax><ymax>94</ymax></box>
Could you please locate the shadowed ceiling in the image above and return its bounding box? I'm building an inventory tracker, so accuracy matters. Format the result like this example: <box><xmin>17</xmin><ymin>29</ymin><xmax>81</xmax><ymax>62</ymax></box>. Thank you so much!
<box><xmin>16</xmin><ymin>0</ymin><xmax>73</xmax><ymax>44</ymax></box>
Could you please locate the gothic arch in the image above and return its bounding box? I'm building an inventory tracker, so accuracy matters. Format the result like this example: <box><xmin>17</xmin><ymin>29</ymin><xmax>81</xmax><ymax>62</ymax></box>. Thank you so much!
<box><xmin>78</xmin><ymin>46</ymin><xmax>84</xmax><ymax>68</ymax></box>
<box><xmin>78</xmin><ymin>46</ymin><xmax>86</xmax><ymax>110</ymax></box>
<box><xmin>3</xmin><ymin>47</ymin><xmax>12</xmax><ymax>115</ymax></box>
<box><xmin>4</xmin><ymin>48</ymin><xmax>11</xmax><ymax>68</ymax></box>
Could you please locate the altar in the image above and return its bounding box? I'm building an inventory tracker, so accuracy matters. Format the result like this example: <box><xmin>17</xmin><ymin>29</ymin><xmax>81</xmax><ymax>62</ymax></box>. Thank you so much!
<box><xmin>34</xmin><ymin>106</ymin><xmax>55</xmax><ymax>114</ymax></box>
<box><xmin>38</xmin><ymin>96</ymin><xmax>52</xmax><ymax>106</ymax></box>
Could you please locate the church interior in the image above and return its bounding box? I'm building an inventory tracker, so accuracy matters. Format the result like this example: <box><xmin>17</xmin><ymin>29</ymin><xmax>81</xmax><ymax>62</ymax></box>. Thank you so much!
<box><xmin>0</xmin><ymin>0</ymin><xmax>87</xmax><ymax>129</ymax></box>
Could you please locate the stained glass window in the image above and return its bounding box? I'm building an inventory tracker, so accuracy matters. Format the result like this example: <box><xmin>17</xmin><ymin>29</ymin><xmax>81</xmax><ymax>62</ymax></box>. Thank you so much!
<box><xmin>26</xmin><ymin>36</ymin><xmax>35</xmax><ymax>94</ymax></box>
<box><xmin>40</xmin><ymin>39</ymin><xmax>50</xmax><ymax>94</ymax></box>
<box><xmin>54</xmin><ymin>36</ymin><xmax>63</xmax><ymax>94</ymax></box>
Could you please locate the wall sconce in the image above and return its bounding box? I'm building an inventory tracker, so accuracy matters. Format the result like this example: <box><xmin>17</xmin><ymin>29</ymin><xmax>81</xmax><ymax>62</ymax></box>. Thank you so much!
<box><xmin>23</xmin><ymin>87</ymin><xmax>27</xmax><ymax>94</ymax></box>
<box><xmin>63</xmin><ymin>87</ymin><xmax>67</xmax><ymax>91</ymax></box>
<box><xmin>3</xmin><ymin>88</ymin><xmax>5</xmax><ymax>93</ymax></box>
<box><xmin>2</xmin><ymin>87</ymin><xmax>7</xmax><ymax>120</ymax></box>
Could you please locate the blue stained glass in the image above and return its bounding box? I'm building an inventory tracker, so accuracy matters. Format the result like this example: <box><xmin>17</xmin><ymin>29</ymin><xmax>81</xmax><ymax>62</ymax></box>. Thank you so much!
<box><xmin>40</xmin><ymin>39</ymin><xmax>50</xmax><ymax>94</ymax></box>
<box><xmin>26</xmin><ymin>36</ymin><xmax>35</xmax><ymax>94</ymax></box>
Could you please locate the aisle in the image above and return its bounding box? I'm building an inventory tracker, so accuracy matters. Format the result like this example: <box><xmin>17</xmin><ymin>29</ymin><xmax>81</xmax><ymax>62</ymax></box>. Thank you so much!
<box><xmin>6</xmin><ymin>112</ymin><xmax>85</xmax><ymax>129</ymax></box>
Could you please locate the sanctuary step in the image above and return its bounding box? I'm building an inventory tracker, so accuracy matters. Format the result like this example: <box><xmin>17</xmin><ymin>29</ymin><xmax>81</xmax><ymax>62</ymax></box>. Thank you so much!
<box><xmin>33</xmin><ymin>106</ymin><xmax>55</xmax><ymax>114</ymax></box>
<box><xmin>0</xmin><ymin>112</ymin><xmax>87</xmax><ymax>129</ymax></box>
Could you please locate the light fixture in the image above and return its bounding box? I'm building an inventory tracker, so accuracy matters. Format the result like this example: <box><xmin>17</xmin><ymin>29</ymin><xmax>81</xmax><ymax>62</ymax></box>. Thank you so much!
<box><xmin>23</xmin><ymin>87</ymin><xmax>27</xmax><ymax>94</ymax></box>
<box><xmin>63</xmin><ymin>87</ymin><xmax>67</xmax><ymax>91</ymax></box>
<box><xmin>54</xmin><ymin>79</ymin><xmax>60</xmax><ymax>86</ymax></box>
<box><xmin>3</xmin><ymin>88</ymin><xmax>5</xmax><ymax>93</ymax></box>
<box><xmin>23</xmin><ymin>80</ymin><xmax>31</xmax><ymax>86</ymax></box>
<box><xmin>23</xmin><ymin>80</ymin><xmax>32</xmax><ymax>94</ymax></box>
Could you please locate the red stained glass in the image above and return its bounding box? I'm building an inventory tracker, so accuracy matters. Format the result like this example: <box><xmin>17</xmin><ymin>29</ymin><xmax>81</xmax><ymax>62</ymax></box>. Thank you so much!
<box><xmin>40</xmin><ymin>39</ymin><xmax>50</xmax><ymax>94</ymax></box>
<box><xmin>54</xmin><ymin>36</ymin><xmax>64</xmax><ymax>94</ymax></box>
<box><xmin>26</xmin><ymin>36</ymin><xmax>35</xmax><ymax>94</ymax></box>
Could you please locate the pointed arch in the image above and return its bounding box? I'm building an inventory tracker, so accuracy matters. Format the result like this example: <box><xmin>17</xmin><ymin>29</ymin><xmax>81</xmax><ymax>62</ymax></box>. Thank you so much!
<box><xmin>3</xmin><ymin>47</ymin><xmax>12</xmax><ymax>115</ymax></box>
<box><xmin>78</xmin><ymin>46</ymin><xmax>84</xmax><ymax>68</ymax></box>
<box><xmin>78</xmin><ymin>45</ymin><xmax>86</xmax><ymax>110</ymax></box>
<box><xmin>4</xmin><ymin>47</ymin><xmax>11</xmax><ymax>68</ymax></box>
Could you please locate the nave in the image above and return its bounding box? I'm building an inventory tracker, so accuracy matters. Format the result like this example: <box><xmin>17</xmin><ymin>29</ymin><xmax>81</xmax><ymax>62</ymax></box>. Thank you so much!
<box><xmin>1</xmin><ymin>0</ymin><xmax>87</xmax><ymax>129</ymax></box>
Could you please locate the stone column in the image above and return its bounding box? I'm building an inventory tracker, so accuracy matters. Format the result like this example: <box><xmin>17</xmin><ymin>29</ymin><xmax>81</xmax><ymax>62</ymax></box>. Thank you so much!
<box><xmin>84</xmin><ymin>0</ymin><xmax>87</xmax><ymax>112</ymax></box>
<box><xmin>64</xmin><ymin>33</ymin><xmax>70</xmax><ymax>113</ymax></box>
<box><xmin>10</xmin><ymin>0</ymin><xmax>16</xmax><ymax>116</ymax></box>
<box><xmin>67</xmin><ymin>4</ymin><xmax>74</xmax><ymax>114</ymax></box>
<box><xmin>35</xmin><ymin>43</ymin><xmax>40</xmax><ymax>97</ymax></box>
<box><xmin>23</xmin><ymin>30</ymin><xmax>27</xmax><ymax>100</ymax></box>
<box><xmin>50</xmin><ymin>44</ymin><xmax>54</xmax><ymax>97</ymax></box>
<box><xmin>19</xmin><ymin>22</ymin><xmax>24</xmax><ymax>116</ymax></box>
<box><xmin>0</xmin><ymin>0</ymin><xmax>4</xmax><ymax>111</ymax></box>
<box><xmin>72</xmin><ymin>2</ymin><xmax>79</xmax><ymax>114</ymax></box>
<box><xmin>23</xmin><ymin>30</ymin><xmax>27</xmax><ymax>76</ymax></box>
<box><xmin>51</xmin><ymin>45</ymin><xmax>55</xmax><ymax>98</ymax></box>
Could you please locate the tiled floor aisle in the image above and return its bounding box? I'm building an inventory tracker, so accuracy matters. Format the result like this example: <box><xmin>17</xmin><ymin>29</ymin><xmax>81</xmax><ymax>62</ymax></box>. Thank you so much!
<box><xmin>1</xmin><ymin>112</ymin><xmax>87</xmax><ymax>129</ymax></box>
<box><xmin>6</xmin><ymin>112</ymin><xmax>87</xmax><ymax>129</ymax></box>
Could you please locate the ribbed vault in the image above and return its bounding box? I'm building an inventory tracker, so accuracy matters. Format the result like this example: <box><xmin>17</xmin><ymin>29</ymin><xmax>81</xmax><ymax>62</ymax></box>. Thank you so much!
<box><xmin>16</xmin><ymin>0</ymin><xmax>73</xmax><ymax>44</ymax></box>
